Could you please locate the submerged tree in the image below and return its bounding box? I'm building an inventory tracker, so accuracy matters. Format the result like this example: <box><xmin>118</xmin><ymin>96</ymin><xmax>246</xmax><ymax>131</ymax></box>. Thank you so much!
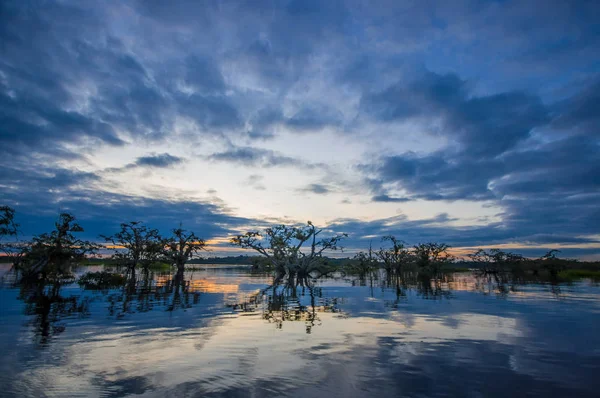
<box><xmin>102</xmin><ymin>221</ymin><xmax>164</xmax><ymax>274</ymax></box>
<box><xmin>377</xmin><ymin>236</ymin><xmax>411</xmax><ymax>275</ymax></box>
<box><xmin>468</xmin><ymin>248</ymin><xmax>524</xmax><ymax>274</ymax></box>
<box><xmin>0</xmin><ymin>205</ymin><xmax>18</xmax><ymax>239</ymax></box>
<box><xmin>0</xmin><ymin>206</ymin><xmax>26</xmax><ymax>268</ymax></box>
<box><xmin>413</xmin><ymin>242</ymin><xmax>453</xmax><ymax>274</ymax></box>
<box><xmin>349</xmin><ymin>243</ymin><xmax>379</xmax><ymax>277</ymax></box>
<box><xmin>20</xmin><ymin>213</ymin><xmax>98</xmax><ymax>278</ymax></box>
<box><xmin>231</xmin><ymin>221</ymin><xmax>347</xmax><ymax>279</ymax></box>
<box><xmin>537</xmin><ymin>249</ymin><xmax>568</xmax><ymax>278</ymax></box>
<box><xmin>163</xmin><ymin>226</ymin><xmax>207</xmax><ymax>273</ymax></box>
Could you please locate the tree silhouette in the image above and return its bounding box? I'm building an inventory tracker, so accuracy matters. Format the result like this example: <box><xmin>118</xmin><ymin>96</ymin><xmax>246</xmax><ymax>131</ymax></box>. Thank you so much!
<box><xmin>21</xmin><ymin>213</ymin><xmax>98</xmax><ymax>278</ymax></box>
<box><xmin>413</xmin><ymin>242</ymin><xmax>453</xmax><ymax>274</ymax></box>
<box><xmin>163</xmin><ymin>226</ymin><xmax>206</xmax><ymax>273</ymax></box>
<box><xmin>467</xmin><ymin>248</ymin><xmax>524</xmax><ymax>274</ymax></box>
<box><xmin>0</xmin><ymin>205</ymin><xmax>18</xmax><ymax>238</ymax></box>
<box><xmin>101</xmin><ymin>221</ymin><xmax>164</xmax><ymax>274</ymax></box>
<box><xmin>376</xmin><ymin>236</ymin><xmax>411</xmax><ymax>275</ymax></box>
<box><xmin>0</xmin><ymin>206</ymin><xmax>26</xmax><ymax>267</ymax></box>
<box><xmin>231</xmin><ymin>221</ymin><xmax>346</xmax><ymax>278</ymax></box>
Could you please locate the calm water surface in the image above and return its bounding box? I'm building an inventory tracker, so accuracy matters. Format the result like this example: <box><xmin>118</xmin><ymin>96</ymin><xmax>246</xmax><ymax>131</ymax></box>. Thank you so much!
<box><xmin>1</xmin><ymin>264</ymin><xmax>600</xmax><ymax>397</ymax></box>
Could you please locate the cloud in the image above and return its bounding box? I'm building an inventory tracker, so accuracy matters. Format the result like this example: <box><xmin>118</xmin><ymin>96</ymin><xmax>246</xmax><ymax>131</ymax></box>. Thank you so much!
<box><xmin>360</xmin><ymin>70</ymin><xmax>549</xmax><ymax>157</ymax></box>
<box><xmin>359</xmin><ymin>71</ymin><xmax>600</xmax><ymax>247</ymax></box>
<box><xmin>286</xmin><ymin>105</ymin><xmax>345</xmax><ymax>131</ymax></box>
<box><xmin>299</xmin><ymin>184</ymin><xmax>331</xmax><ymax>195</ymax></box>
<box><xmin>207</xmin><ymin>146</ymin><xmax>314</xmax><ymax>169</ymax></box>
<box><xmin>0</xmin><ymin>163</ymin><xmax>256</xmax><ymax>240</ymax></box>
<box><xmin>371</xmin><ymin>195</ymin><xmax>412</xmax><ymax>203</ymax></box>
<box><xmin>134</xmin><ymin>153</ymin><xmax>185</xmax><ymax>168</ymax></box>
<box><xmin>246</xmin><ymin>175</ymin><xmax>266</xmax><ymax>191</ymax></box>
<box><xmin>105</xmin><ymin>153</ymin><xmax>185</xmax><ymax>173</ymax></box>
<box><xmin>1</xmin><ymin>0</ymin><xmax>599</xmax><ymax>257</ymax></box>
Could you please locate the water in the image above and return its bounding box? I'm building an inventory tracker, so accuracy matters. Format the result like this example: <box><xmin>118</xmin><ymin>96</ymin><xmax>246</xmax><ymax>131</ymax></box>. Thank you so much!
<box><xmin>1</xmin><ymin>264</ymin><xmax>600</xmax><ymax>397</ymax></box>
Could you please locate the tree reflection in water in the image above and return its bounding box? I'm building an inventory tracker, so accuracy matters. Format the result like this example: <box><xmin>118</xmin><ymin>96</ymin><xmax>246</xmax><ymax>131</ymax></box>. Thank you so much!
<box><xmin>471</xmin><ymin>271</ymin><xmax>565</xmax><ymax>298</ymax></box>
<box><xmin>3</xmin><ymin>265</ymin><xmax>575</xmax><ymax>347</ymax></box>
<box><xmin>105</xmin><ymin>268</ymin><xmax>200</xmax><ymax>317</ymax></box>
<box><xmin>2</xmin><ymin>266</ymin><xmax>202</xmax><ymax>346</ymax></box>
<box><xmin>4</xmin><ymin>270</ymin><xmax>90</xmax><ymax>345</ymax></box>
<box><xmin>229</xmin><ymin>274</ymin><xmax>344</xmax><ymax>334</ymax></box>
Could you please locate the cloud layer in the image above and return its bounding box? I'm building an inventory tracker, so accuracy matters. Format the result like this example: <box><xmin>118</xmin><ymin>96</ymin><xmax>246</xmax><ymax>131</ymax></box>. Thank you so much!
<box><xmin>0</xmin><ymin>0</ymin><xmax>598</xmax><ymax>257</ymax></box>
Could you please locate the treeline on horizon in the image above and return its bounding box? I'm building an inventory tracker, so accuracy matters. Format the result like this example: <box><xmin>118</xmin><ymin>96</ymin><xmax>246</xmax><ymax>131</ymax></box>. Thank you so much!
<box><xmin>1</xmin><ymin>206</ymin><xmax>598</xmax><ymax>282</ymax></box>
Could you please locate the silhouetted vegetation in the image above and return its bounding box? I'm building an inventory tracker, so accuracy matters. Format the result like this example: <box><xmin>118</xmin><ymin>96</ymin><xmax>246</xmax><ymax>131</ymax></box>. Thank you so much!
<box><xmin>78</xmin><ymin>271</ymin><xmax>127</xmax><ymax>290</ymax></box>
<box><xmin>413</xmin><ymin>242</ymin><xmax>454</xmax><ymax>273</ymax></box>
<box><xmin>101</xmin><ymin>221</ymin><xmax>164</xmax><ymax>274</ymax></box>
<box><xmin>13</xmin><ymin>213</ymin><xmax>98</xmax><ymax>280</ymax></box>
<box><xmin>467</xmin><ymin>248</ymin><xmax>525</xmax><ymax>274</ymax></box>
<box><xmin>0</xmin><ymin>206</ymin><xmax>28</xmax><ymax>268</ymax></box>
<box><xmin>163</xmin><ymin>226</ymin><xmax>207</xmax><ymax>273</ymax></box>
<box><xmin>188</xmin><ymin>255</ymin><xmax>263</xmax><ymax>265</ymax></box>
<box><xmin>0</xmin><ymin>205</ymin><xmax>18</xmax><ymax>238</ymax></box>
<box><xmin>377</xmin><ymin>236</ymin><xmax>411</xmax><ymax>274</ymax></box>
<box><xmin>347</xmin><ymin>243</ymin><xmax>378</xmax><ymax>277</ymax></box>
<box><xmin>231</xmin><ymin>221</ymin><xmax>347</xmax><ymax>279</ymax></box>
<box><xmin>5</xmin><ymin>204</ymin><xmax>600</xmax><ymax>352</ymax></box>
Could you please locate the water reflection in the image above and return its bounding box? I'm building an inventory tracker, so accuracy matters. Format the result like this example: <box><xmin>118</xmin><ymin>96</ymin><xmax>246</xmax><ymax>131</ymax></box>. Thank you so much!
<box><xmin>1</xmin><ymin>265</ymin><xmax>600</xmax><ymax>397</ymax></box>
<box><xmin>103</xmin><ymin>269</ymin><xmax>201</xmax><ymax>317</ymax></box>
<box><xmin>1</xmin><ymin>269</ymin><xmax>90</xmax><ymax>345</ymax></box>
<box><xmin>229</xmin><ymin>275</ymin><xmax>344</xmax><ymax>333</ymax></box>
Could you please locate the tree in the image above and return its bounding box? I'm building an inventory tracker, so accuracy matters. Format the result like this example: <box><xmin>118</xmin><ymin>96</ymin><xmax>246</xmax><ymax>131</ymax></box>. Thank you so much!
<box><xmin>22</xmin><ymin>213</ymin><xmax>98</xmax><ymax>277</ymax></box>
<box><xmin>538</xmin><ymin>249</ymin><xmax>567</xmax><ymax>278</ymax></box>
<box><xmin>231</xmin><ymin>221</ymin><xmax>347</xmax><ymax>278</ymax></box>
<box><xmin>468</xmin><ymin>249</ymin><xmax>497</xmax><ymax>273</ymax></box>
<box><xmin>376</xmin><ymin>236</ymin><xmax>411</xmax><ymax>275</ymax></box>
<box><xmin>0</xmin><ymin>206</ymin><xmax>25</xmax><ymax>267</ymax></box>
<box><xmin>413</xmin><ymin>242</ymin><xmax>453</xmax><ymax>274</ymax></box>
<box><xmin>0</xmin><ymin>206</ymin><xmax>18</xmax><ymax>239</ymax></box>
<box><xmin>101</xmin><ymin>221</ymin><xmax>164</xmax><ymax>274</ymax></box>
<box><xmin>468</xmin><ymin>248</ymin><xmax>524</xmax><ymax>274</ymax></box>
<box><xmin>350</xmin><ymin>243</ymin><xmax>379</xmax><ymax>276</ymax></box>
<box><xmin>163</xmin><ymin>226</ymin><xmax>207</xmax><ymax>273</ymax></box>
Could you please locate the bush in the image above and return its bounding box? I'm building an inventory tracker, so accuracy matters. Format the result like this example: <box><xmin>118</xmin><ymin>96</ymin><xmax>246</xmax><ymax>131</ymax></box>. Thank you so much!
<box><xmin>78</xmin><ymin>271</ymin><xmax>126</xmax><ymax>290</ymax></box>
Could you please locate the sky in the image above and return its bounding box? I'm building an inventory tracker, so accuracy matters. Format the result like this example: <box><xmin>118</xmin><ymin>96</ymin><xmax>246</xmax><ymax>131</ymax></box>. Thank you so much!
<box><xmin>0</xmin><ymin>0</ymin><xmax>599</xmax><ymax>258</ymax></box>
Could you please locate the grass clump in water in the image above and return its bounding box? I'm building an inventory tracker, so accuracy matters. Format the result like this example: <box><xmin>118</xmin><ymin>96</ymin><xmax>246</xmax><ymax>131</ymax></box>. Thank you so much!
<box><xmin>78</xmin><ymin>271</ymin><xmax>126</xmax><ymax>289</ymax></box>
<box><xmin>558</xmin><ymin>269</ymin><xmax>600</xmax><ymax>281</ymax></box>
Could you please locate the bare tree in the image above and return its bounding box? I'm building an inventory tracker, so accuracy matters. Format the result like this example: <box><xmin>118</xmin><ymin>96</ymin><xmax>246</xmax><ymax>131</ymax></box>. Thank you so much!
<box><xmin>101</xmin><ymin>221</ymin><xmax>164</xmax><ymax>274</ymax></box>
<box><xmin>231</xmin><ymin>221</ymin><xmax>347</xmax><ymax>278</ymax></box>
<box><xmin>163</xmin><ymin>226</ymin><xmax>207</xmax><ymax>273</ymax></box>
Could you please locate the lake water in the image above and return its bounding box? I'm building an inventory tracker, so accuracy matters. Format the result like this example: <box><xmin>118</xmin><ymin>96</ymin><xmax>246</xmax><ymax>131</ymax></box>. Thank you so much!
<box><xmin>1</xmin><ymin>264</ymin><xmax>600</xmax><ymax>397</ymax></box>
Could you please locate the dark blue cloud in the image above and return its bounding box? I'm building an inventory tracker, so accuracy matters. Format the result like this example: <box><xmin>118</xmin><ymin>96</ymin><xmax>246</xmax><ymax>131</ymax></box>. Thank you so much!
<box><xmin>360</xmin><ymin>71</ymin><xmax>599</xmax><ymax>248</ymax></box>
<box><xmin>371</xmin><ymin>195</ymin><xmax>412</xmax><ymax>203</ymax></box>
<box><xmin>207</xmin><ymin>146</ymin><xmax>314</xmax><ymax>168</ymax></box>
<box><xmin>0</xmin><ymin>163</ymin><xmax>254</xmax><ymax>240</ymax></box>
<box><xmin>104</xmin><ymin>153</ymin><xmax>185</xmax><ymax>173</ymax></box>
<box><xmin>361</xmin><ymin>70</ymin><xmax>549</xmax><ymax>157</ymax></box>
<box><xmin>245</xmin><ymin>104</ymin><xmax>345</xmax><ymax>138</ymax></box>
<box><xmin>134</xmin><ymin>153</ymin><xmax>184</xmax><ymax>168</ymax></box>
<box><xmin>286</xmin><ymin>105</ymin><xmax>345</xmax><ymax>131</ymax></box>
